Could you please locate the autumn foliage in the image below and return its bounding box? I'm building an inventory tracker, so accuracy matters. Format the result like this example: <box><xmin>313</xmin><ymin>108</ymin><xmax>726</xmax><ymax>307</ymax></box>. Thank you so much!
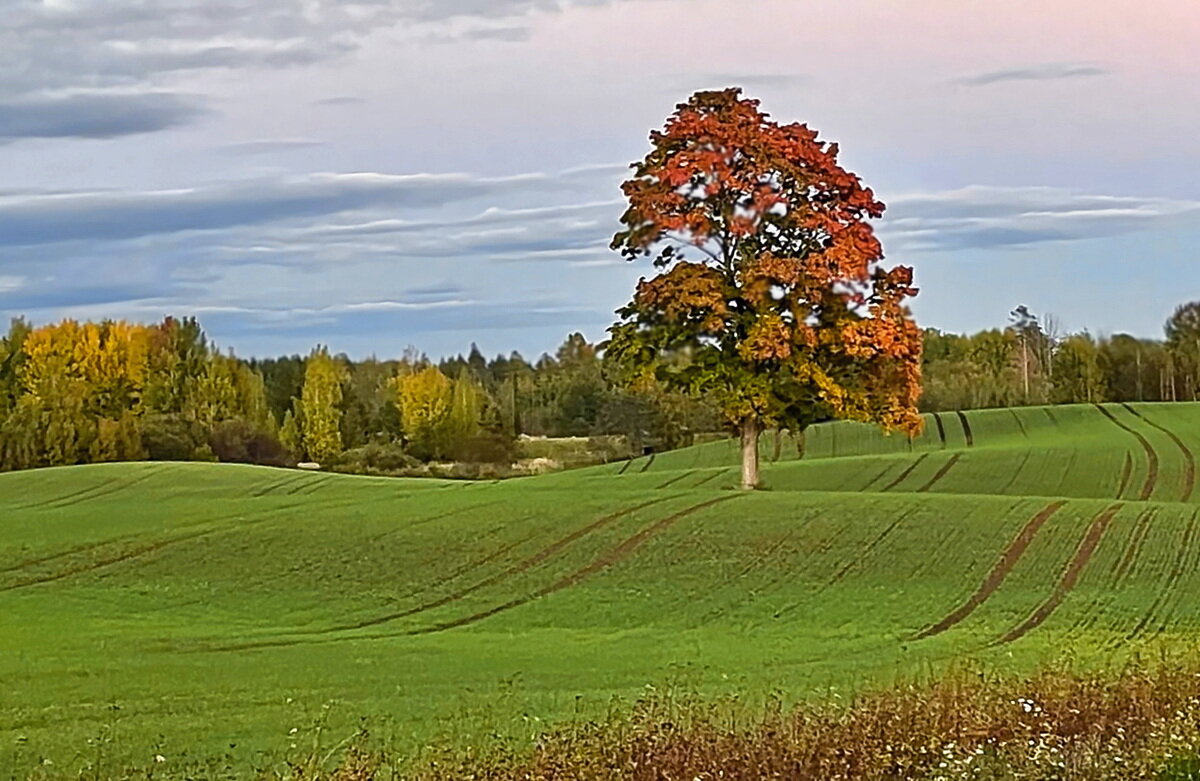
<box><xmin>607</xmin><ymin>88</ymin><xmax>922</xmax><ymax>487</ymax></box>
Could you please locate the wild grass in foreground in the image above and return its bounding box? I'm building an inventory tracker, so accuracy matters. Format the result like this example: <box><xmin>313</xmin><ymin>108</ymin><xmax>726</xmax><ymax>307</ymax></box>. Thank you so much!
<box><xmin>392</xmin><ymin>657</ymin><xmax>1200</xmax><ymax>780</ymax></box>
<box><xmin>21</xmin><ymin>656</ymin><xmax>1200</xmax><ymax>780</ymax></box>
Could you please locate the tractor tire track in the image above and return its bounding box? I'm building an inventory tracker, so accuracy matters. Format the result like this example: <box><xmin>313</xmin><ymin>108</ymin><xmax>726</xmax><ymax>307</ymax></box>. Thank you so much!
<box><xmin>1044</xmin><ymin>408</ymin><xmax>1059</xmax><ymax>427</ymax></box>
<box><xmin>0</xmin><ymin>498</ymin><xmax>348</xmax><ymax>594</ymax></box>
<box><xmin>637</xmin><ymin>453</ymin><xmax>657</xmax><ymax>473</ymax></box>
<box><xmin>932</xmin><ymin>413</ymin><xmax>947</xmax><ymax>447</ymax></box>
<box><xmin>860</xmin><ymin>462</ymin><xmax>897</xmax><ymax>492</ymax></box>
<box><xmin>1009</xmin><ymin>409</ymin><xmax>1029</xmax><ymax>439</ymax></box>
<box><xmin>16</xmin><ymin>465</ymin><xmax>170</xmax><ymax>511</ymax></box>
<box><xmin>881</xmin><ymin>453</ymin><xmax>930</xmax><ymax>492</ymax></box>
<box><xmin>1127</xmin><ymin>509</ymin><xmax>1199</xmax><ymax>640</ymax></box>
<box><xmin>1095</xmin><ymin>405</ymin><xmax>1158</xmax><ymax>501</ymax></box>
<box><xmin>994</xmin><ymin>502</ymin><xmax>1123</xmax><ymax>645</ymax></box>
<box><xmin>999</xmin><ymin>451</ymin><xmax>1033</xmax><ymax>494</ymax></box>
<box><xmin>251</xmin><ymin>472</ymin><xmax>311</xmax><ymax>497</ymax></box>
<box><xmin>1112</xmin><ymin>507</ymin><xmax>1157</xmax><ymax>583</ymax></box>
<box><xmin>407</xmin><ymin>494</ymin><xmax>739</xmax><ymax>635</ymax></box>
<box><xmin>916</xmin><ymin>453</ymin><xmax>961</xmax><ymax>493</ymax></box>
<box><xmin>325</xmin><ymin>497</ymin><xmax>676</xmax><ymax>633</ymax></box>
<box><xmin>294</xmin><ymin>475</ymin><xmax>338</xmax><ymax>496</ymax></box>
<box><xmin>656</xmin><ymin>471</ymin><xmax>696</xmax><ymax>490</ymax></box>
<box><xmin>0</xmin><ymin>526</ymin><xmax>228</xmax><ymax>593</ymax></box>
<box><xmin>616</xmin><ymin>458</ymin><xmax>635</xmax><ymax>476</ymax></box>
<box><xmin>692</xmin><ymin>468</ymin><xmax>731</xmax><ymax>488</ymax></box>
<box><xmin>913</xmin><ymin>500</ymin><xmax>1067</xmax><ymax>640</ymax></box>
<box><xmin>1121</xmin><ymin>403</ymin><xmax>1195</xmax><ymax>502</ymax></box>
<box><xmin>827</xmin><ymin>505</ymin><xmax>920</xmax><ymax>586</ymax></box>
<box><xmin>1116</xmin><ymin>452</ymin><xmax>1134</xmax><ymax>500</ymax></box>
<box><xmin>955</xmin><ymin>411</ymin><xmax>975</xmax><ymax>447</ymax></box>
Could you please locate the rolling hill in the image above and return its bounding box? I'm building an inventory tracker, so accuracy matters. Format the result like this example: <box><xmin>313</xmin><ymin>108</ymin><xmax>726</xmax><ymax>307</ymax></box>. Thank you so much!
<box><xmin>3</xmin><ymin>402</ymin><xmax>1200</xmax><ymax>772</ymax></box>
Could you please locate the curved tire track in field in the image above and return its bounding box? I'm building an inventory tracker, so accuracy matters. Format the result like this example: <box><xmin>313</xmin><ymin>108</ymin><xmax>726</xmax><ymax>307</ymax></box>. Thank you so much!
<box><xmin>913</xmin><ymin>500</ymin><xmax>1067</xmax><ymax>640</ymax></box>
<box><xmin>1112</xmin><ymin>507</ymin><xmax>1157</xmax><ymax>583</ymax></box>
<box><xmin>827</xmin><ymin>505</ymin><xmax>920</xmax><ymax>587</ymax></box>
<box><xmin>324</xmin><ymin>497</ymin><xmax>675</xmax><ymax>633</ymax></box>
<box><xmin>999</xmin><ymin>451</ymin><xmax>1032</xmax><ymax>494</ymax></box>
<box><xmin>916</xmin><ymin>453</ymin><xmax>961</xmax><ymax>493</ymax></box>
<box><xmin>0</xmin><ymin>498</ymin><xmax>354</xmax><ymax>593</ymax></box>
<box><xmin>881</xmin><ymin>453</ymin><xmax>930</xmax><ymax>492</ymax></box>
<box><xmin>1127</xmin><ymin>509</ymin><xmax>1200</xmax><ymax>640</ymax></box>
<box><xmin>0</xmin><ymin>526</ymin><xmax>228</xmax><ymax>593</ymax></box>
<box><xmin>994</xmin><ymin>502</ymin><xmax>1123</xmax><ymax>645</ymax></box>
<box><xmin>17</xmin><ymin>466</ymin><xmax>166</xmax><ymax>511</ymax></box>
<box><xmin>692</xmin><ymin>468</ymin><xmax>732</xmax><ymax>488</ymax></box>
<box><xmin>656</xmin><ymin>471</ymin><xmax>697</xmax><ymax>490</ymax></box>
<box><xmin>252</xmin><ymin>472</ymin><xmax>312</xmax><ymax>497</ymax></box>
<box><xmin>1121</xmin><ymin>403</ymin><xmax>1195</xmax><ymax>502</ymax></box>
<box><xmin>407</xmin><ymin>495</ymin><xmax>739</xmax><ymax>636</ymax></box>
<box><xmin>932</xmin><ymin>413</ymin><xmax>947</xmax><ymax>447</ymax></box>
<box><xmin>1095</xmin><ymin>405</ymin><xmax>1158</xmax><ymax>501</ymax></box>
<box><xmin>1009</xmin><ymin>409</ymin><xmax>1029</xmax><ymax>439</ymax></box>
<box><xmin>1116</xmin><ymin>452</ymin><xmax>1134</xmax><ymax>500</ymax></box>
<box><xmin>955</xmin><ymin>411</ymin><xmax>975</xmax><ymax>446</ymax></box>
<box><xmin>860</xmin><ymin>462</ymin><xmax>896</xmax><ymax>492</ymax></box>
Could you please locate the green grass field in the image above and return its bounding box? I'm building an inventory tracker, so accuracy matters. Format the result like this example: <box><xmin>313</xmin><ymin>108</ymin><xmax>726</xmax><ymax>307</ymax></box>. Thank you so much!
<box><xmin>4</xmin><ymin>402</ymin><xmax>1200</xmax><ymax>774</ymax></box>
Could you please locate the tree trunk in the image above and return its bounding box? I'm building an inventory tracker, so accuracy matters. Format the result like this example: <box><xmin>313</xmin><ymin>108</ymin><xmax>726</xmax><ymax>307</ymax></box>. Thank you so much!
<box><xmin>740</xmin><ymin>418</ymin><xmax>761</xmax><ymax>490</ymax></box>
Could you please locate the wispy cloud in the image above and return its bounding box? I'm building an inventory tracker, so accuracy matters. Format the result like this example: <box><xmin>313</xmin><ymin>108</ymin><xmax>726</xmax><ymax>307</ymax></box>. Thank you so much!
<box><xmin>0</xmin><ymin>92</ymin><xmax>208</xmax><ymax>141</ymax></box>
<box><xmin>883</xmin><ymin>186</ymin><xmax>1200</xmax><ymax>251</ymax></box>
<box><xmin>218</xmin><ymin>139</ymin><xmax>329</xmax><ymax>155</ymax></box>
<box><xmin>956</xmin><ymin>62</ymin><xmax>1111</xmax><ymax>87</ymax></box>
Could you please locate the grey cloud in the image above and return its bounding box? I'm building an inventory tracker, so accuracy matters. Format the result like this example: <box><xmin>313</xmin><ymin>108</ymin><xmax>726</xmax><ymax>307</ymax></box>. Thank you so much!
<box><xmin>1</xmin><ymin>1</ymin><xmax>626</xmax><ymax>100</ymax></box>
<box><xmin>0</xmin><ymin>167</ymin><xmax>613</xmax><ymax>247</ymax></box>
<box><xmin>0</xmin><ymin>282</ymin><xmax>166</xmax><ymax>312</ymax></box>
<box><xmin>312</xmin><ymin>96</ymin><xmax>365</xmax><ymax>106</ymax></box>
<box><xmin>458</xmin><ymin>26</ymin><xmax>534</xmax><ymax>42</ymax></box>
<box><xmin>0</xmin><ymin>92</ymin><xmax>208</xmax><ymax>140</ymax></box>
<box><xmin>691</xmin><ymin>73</ymin><xmax>807</xmax><ymax>89</ymax></box>
<box><xmin>219</xmin><ymin>139</ymin><xmax>329</xmax><ymax>154</ymax></box>
<box><xmin>883</xmin><ymin>186</ymin><xmax>1200</xmax><ymax>251</ymax></box>
<box><xmin>195</xmin><ymin>300</ymin><xmax>608</xmax><ymax>339</ymax></box>
<box><xmin>956</xmin><ymin>62</ymin><xmax>1110</xmax><ymax>86</ymax></box>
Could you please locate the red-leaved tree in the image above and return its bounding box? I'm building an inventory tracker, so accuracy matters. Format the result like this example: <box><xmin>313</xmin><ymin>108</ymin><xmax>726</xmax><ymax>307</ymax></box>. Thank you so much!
<box><xmin>606</xmin><ymin>88</ymin><xmax>922</xmax><ymax>489</ymax></box>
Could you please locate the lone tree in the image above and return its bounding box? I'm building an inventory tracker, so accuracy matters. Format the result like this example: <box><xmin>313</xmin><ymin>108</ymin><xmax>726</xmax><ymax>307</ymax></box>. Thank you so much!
<box><xmin>606</xmin><ymin>88</ymin><xmax>923</xmax><ymax>490</ymax></box>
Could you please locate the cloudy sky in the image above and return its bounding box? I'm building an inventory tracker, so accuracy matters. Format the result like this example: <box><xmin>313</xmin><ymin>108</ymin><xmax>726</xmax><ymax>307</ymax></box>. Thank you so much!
<box><xmin>2</xmin><ymin>0</ymin><xmax>1198</xmax><ymax>359</ymax></box>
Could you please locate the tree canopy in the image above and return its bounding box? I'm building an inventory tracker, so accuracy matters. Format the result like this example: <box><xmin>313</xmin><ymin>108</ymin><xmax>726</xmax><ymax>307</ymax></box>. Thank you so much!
<box><xmin>606</xmin><ymin>88</ymin><xmax>923</xmax><ymax>489</ymax></box>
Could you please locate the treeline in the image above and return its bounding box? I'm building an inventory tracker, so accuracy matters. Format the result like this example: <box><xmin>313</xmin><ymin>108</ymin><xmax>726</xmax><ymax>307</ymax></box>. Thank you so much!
<box><xmin>2</xmin><ymin>301</ymin><xmax>1198</xmax><ymax>473</ymax></box>
<box><xmin>922</xmin><ymin>302</ymin><xmax>1200</xmax><ymax>411</ymax></box>
<box><xmin>0</xmin><ymin>319</ymin><xmax>718</xmax><ymax>473</ymax></box>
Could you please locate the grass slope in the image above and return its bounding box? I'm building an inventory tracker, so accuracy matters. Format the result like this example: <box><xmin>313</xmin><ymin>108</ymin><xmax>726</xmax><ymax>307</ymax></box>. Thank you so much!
<box><xmin>3</xmin><ymin>402</ymin><xmax>1200</xmax><ymax>772</ymax></box>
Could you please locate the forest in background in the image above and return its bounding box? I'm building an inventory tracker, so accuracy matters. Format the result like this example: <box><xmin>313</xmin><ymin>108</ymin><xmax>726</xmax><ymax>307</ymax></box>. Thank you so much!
<box><xmin>0</xmin><ymin>300</ymin><xmax>1197</xmax><ymax>475</ymax></box>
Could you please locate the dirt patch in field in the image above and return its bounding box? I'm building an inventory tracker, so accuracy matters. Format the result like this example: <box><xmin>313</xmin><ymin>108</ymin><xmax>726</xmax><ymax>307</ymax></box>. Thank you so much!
<box><xmin>995</xmin><ymin>502</ymin><xmax>1123</xmax><ymax>645</ymax></box>
<box><xmin>914</xmin><ymin>500</ymin><xmax>1067</xmax><ymax>640</ymax></box>
<box><xmin>1095</xmin><ymin>405</ymin><xmax>1158</xmax><ymax>501</ymax></box>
